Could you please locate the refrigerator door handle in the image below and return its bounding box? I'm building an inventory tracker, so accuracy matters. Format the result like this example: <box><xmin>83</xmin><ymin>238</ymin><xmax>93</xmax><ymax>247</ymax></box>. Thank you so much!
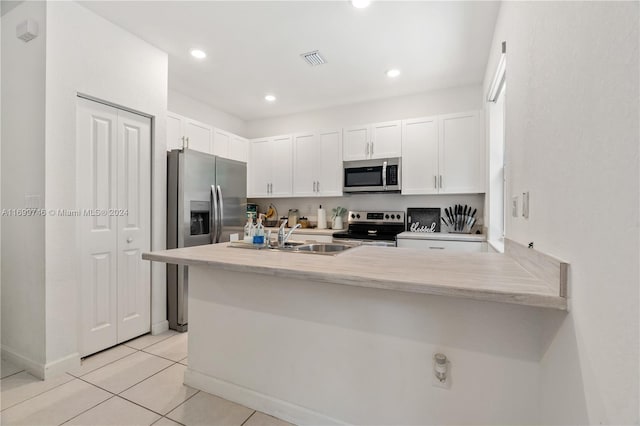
<box><xmin>210</xmin><ymin>185</ymin><xmax>218</xmax><ymax>244</ymax></box>
<box><xmin>216</xmin><ymin>185</ymin><xmax>224</xmax><ymax>243</ymax></box>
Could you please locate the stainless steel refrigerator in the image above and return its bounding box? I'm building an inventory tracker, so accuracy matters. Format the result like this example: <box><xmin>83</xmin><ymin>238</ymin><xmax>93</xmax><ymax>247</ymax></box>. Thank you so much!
<box><xmin>167</xmin><ymin>149</ymin><xmax>247</xmax><ymax>331</ymax></box>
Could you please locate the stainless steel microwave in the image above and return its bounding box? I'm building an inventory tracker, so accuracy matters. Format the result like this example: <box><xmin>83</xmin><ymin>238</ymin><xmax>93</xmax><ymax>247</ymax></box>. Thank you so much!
<box><xmin>343</xmin><ymin>158</ymin><xmax>401</xmax><ymax>193</ymax></box>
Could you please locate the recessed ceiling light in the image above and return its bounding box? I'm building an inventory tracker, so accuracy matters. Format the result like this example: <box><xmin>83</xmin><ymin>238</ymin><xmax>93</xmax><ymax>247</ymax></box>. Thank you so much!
<box><xmin>386</xmin><ymin>69</ymin><xmax>401</xmax><ymax>78</ymax></box>
<box><xmin>351</xmin><ymin>0</ymin><xmax>370</xmax><ymax>8</ymax></box>
<box><xmin>190</xmin><ymin>49</ymin><xmax>206</xmax><ymax>59</ymax></box>
<box><xmin>265</xmin><ymin>94</ymin><xmax>276</xmax><ymax>102</ymax></box>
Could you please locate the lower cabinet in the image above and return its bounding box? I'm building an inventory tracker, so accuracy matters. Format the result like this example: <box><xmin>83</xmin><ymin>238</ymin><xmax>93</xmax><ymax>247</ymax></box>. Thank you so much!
<box><xmin>397</xmin><ymin>238</ymin><xmax>487</xmax><ymax>252</ymax></box>
<box><xmin>291</xmin><ymin>233</ymin><xmax>333</xmax><ymax>243</ymax></box>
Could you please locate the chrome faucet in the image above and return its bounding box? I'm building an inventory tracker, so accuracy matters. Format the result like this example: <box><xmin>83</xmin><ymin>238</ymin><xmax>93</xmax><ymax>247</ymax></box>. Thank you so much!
<box><xmin>277</xmin><ymin>219</ymin><xmax>302</xmax><ymax>247</ymax></box>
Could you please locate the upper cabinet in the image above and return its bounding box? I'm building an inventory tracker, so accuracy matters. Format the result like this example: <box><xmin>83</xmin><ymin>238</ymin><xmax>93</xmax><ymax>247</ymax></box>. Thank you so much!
<box><xmin>402</xmin><ymin>111</ymin><xmax>484</xmax><ymax>195</ymax></box>
<box><xmin>166</xmin><ymin>112</ymin><xmax>212</xmax><ymax>154</ymax></box>
<box><xmin>292</xmin><ymin>129</ymin><xmax>343</xmax><ymax>197</ymax></box>
<box><xmin>248</xmin><ymin>135</ymin><xmax>292</xmax><ymax>198</ymax></box>
<box><xmin>343</xmin><ymin>120</ymin><xmax>402</xmax><ymax>161</ymax></box>
<box><xmin>167</xmin><ymin>112</ymin><xmax>248</xmax><ymax>163</ymax></box>
<box><xmin>213</xmin><ymin>128</ymin><xmax>248</xmax><ymax>163</ymax></box>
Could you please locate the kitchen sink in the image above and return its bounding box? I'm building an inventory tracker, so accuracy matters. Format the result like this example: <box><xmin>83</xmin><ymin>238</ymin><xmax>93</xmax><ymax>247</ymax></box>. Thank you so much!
<box><xmin>229</xmin><ymin>241</ymin><xmax>357</xmax><ymax>255</ymax></box>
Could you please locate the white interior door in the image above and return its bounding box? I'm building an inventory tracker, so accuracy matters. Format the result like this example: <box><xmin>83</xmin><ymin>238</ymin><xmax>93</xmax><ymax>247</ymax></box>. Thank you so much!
<box><xmin>116</xmin><ymin>109</ymin><xmax>151</xmax><ymax>343</ymax></box>
<box><xmin>78</xmin><ymin>98</ymin><xmax>151</xmax><ymax>357</ymax></box>
<box><xmin>77</xmin><ymin>98</ymin><xmax>119</xmax><ymax>356</ymax></box>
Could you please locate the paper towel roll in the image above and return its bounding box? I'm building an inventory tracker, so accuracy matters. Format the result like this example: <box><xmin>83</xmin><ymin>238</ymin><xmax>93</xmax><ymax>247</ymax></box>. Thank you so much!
<box><xmin>317</xmin><ymin>205</ymin><xmax>327</xmax><ymax>229</ymax></box>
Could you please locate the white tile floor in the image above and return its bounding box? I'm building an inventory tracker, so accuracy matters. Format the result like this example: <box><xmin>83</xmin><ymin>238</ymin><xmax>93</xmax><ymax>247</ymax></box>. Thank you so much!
<box><xmin>1</xmin><ymin>331</ymin><xmax>294</xmax><ymax>426</ymax></box>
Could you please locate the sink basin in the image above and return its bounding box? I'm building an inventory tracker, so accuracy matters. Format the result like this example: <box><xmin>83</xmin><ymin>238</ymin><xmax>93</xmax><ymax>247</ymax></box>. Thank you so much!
<box><xmin>295</xmin><ymin>243</ymin><xmax>354</xmax><ymax>254</ymax></box>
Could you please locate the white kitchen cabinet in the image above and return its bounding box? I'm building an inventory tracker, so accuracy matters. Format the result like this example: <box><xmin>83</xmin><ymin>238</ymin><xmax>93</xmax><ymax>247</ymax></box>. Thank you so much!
<box><xmin>166</xmin><ymin>111</ymin><xmax>213</xmax><ymax>154</ymax></box>
<box><xmin>402</xmin><ymin>111</ymin><xmax>484</xmax><ymax>195</ymax></box>
<box><xmin>402</xmin><ymin>117</ymin><xmax>440</xmax><ymax>194</ymax></box>
<box><xmin>248</xmin><ymin>135</ymin><xmax>292</xmax><ymax>197</ymax></box>
<box><xmin>397</xmin><ymin>238</ymin><xmax>487</xmax><ymax>252</ymax></box>
<box><xmin>343</xmin><ymin>121</ymin><xmax>401</xmax><ymax>161</ymax></box>
<box><xmin>293</xmin><ymin>129</ymin><xmax>343</xmax><ymax>197</ymax></box>
<box><xmin>228</xmin><ymin>134</ymin><xmax>249</xmax><ymax>163</ymax></box>
<box><xmin>212</xmin><ymin>128</ymin><xmax>249</xmax><ymax>163</ymax></box>
<box><xmin>439</xmin><ymin>111</ymin><xmax>484</xmax><ymax>193</ymax></box>
<box><xmin>291</xmin><ymin>233</ymin><xmax>333</xmax><ymax>243</ymax></box>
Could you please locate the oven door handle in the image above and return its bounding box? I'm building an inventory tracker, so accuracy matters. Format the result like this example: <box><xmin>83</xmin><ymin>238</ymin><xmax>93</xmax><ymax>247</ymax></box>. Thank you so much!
<box><xmin>382</xmin><ymin>161</ymin><xmax>387</xmax><ymax>189</ymax></box>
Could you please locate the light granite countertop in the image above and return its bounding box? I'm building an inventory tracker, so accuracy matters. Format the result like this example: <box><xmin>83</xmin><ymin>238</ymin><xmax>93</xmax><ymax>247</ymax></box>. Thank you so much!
<box><xmin>396</xmin><ymin>231</ymin><xmax>487</xmax><ymax>242</ymax></box>
<box><xmin>264</xmin><ymin>227</ymin><xmax>338</xmax><ymax>236</ymax></box>
<box><xmin>143</xmin><ymin>242</ymin><xmax>566</xmax><ymax>310</ymax></box>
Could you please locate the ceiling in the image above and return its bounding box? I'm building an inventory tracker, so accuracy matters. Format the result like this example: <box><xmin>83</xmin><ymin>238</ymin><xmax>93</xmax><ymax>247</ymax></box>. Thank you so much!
<box><xmin>80</xmin><ymin>1</ymin><xmax>500</xmax><ymax>121</ymax></box>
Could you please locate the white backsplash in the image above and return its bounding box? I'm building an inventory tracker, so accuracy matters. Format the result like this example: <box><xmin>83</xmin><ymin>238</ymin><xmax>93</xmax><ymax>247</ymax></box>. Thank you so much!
<box><xmin>249</xmin><ymin>193</ymin><xmax>485</xmax><ymax>232</ymax></box>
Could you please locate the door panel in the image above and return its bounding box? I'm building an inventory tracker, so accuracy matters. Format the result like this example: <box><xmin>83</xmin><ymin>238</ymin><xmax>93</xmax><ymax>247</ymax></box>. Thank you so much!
<box><xmin>117</xmin><ymin>109</ymin><xmax>151</xmax><ymax>343</ymax></box>
<box><xmin>293</xmin><ymin>133</ymin><xmax>317</xmax><ymax>196</ymax></box>
<box><xmin>270</xmin><ymin>136</ymin><xmax>292</xmax><ymax>196</ymax></box>
<box><xmin>440</xmin><ymin>112</ymin><xmax>484</xmax><ymax>193</ymax></box>
<box><xmin>249</xmin><ymin>139</ymin><xmax>271</xmax><ymax>197</ymax></box>
<box><xmin>318</xmin><ymin>130</ymin><xmax>343</xmax><ymax>196</ymax></box>
<box><xmin>343</xmin><ymin>125</ymin><xmax>370</xmax><ymax>161</ymax></box>
<box><xmin>77</xmin><ymin>98</ymin><xmax>119</xmax><ymax>356</ymax></box>
<box><xmin>371</xmin><ymin>120</ymin><xmax>402</xmax><ymax>159</ymax></box>
<box><xmin>402</xmin><ymin>117</ymin><xmax>439</xmax><ymax>194</ymax></box>
<box><xmin>212</xmin><ymin>128</ymin><xmax>230</xmax><ymax>158</ymax></box>
<box><xmin>166</xmin><ymin>113</ymin><xmax>184</xmax><ymax>151</ymax></box>
<box><xmin>185</xmin><ymin>120</ymin><xmax>212</xmax><ymax>154</ymax></box>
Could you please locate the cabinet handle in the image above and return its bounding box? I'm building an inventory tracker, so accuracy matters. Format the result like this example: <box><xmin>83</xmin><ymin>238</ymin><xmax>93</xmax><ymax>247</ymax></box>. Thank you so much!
<box><xmin>429</xmin><ymin>246</ymin><xmax>445</xmax><ymax>250</ymax></box>
<box><xmin>181</xmin><ymin>136</ymin><xmax>185</xmax><ymax>149</ymax></box>
<box><xmin>266</xmin><ymin>183</ymin><xmax>269</xmax><ymax>194</ymax></box>
<box><xmin>316</xmin><ymin>181</ymin><xmax>320</xmax><ymax>192</ymax></box>
<box><xmin>365</xmin><ymin>142</ymin><xmax>369</xmax><ymax>157</ymax></box>
<box><xmin>270</xmin><ymin>183</ymin><xmax>273</xmax><ymax>194</ymax></box>
<box><xmin>434</xmin><ymin>176</ymin><xmax>437</xmax><ymax>188</ymax></box>
<box><xmin>370</xmin><ymin>141</ymin><xmax>374</xmax><ymax>156</ymax></box>
<box><xmin>186</xmin><ymin>137</ymin><xmax>190</xmax><ymax>149</ymax></box>
<box><xmin>439</xmin><ymin>175</ymin><xmax>443</xmax><ymax>188</ymax></box>
<box><xmin>313</xmin><ymin>181</ymin><xmax>316</xmax><ymax>192</ymax></box>
<box><xmin>126</xmin><ymin>237</ymin><xmax>133</xmax><ymax>243</ymax></box>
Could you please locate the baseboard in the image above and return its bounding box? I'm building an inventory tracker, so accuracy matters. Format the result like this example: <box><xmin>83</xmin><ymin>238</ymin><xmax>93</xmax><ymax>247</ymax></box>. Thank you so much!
<box><xmin>184</xmin><ymin>369</ymin><xmax>350</xmax><ymax>426</ymax></box>
<box><xmin>151</xmin><ymin>320</ymin><xmax>169</xmax><ymax>335</ymax></box>
<box><xmin>1</xmin><ymin>345</ymin><xmax>45</xmax><ymax>379</ymax></box>
<box><xmin>43</xmin><ymin>352</ymin><xmax>80</xmax><ymax>379</ymax></box>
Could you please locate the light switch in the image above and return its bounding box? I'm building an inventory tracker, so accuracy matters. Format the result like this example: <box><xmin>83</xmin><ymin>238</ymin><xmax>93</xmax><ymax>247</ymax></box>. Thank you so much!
<box><xmin>511</xmin><ymin>196</ymin><xmax>518</xmax><ymax>218</ymax></box>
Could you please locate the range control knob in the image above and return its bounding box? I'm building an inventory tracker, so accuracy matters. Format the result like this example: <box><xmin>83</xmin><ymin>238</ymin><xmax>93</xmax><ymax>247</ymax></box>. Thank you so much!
<box><xmin>351</xmin><ymin>213</ymin><xmax>356</xmax><ymax>219</ymax></box>
<box><xmin>390</xmin><ymin>214</ymin><xmax>396</xmax><ymax>219</ymax></box>
<box><xmin>356</xmin><ymin>214</ymin><xmax>361</xmax><ymax>219</ymax></box>
<box><xmin>385</xmin><ymin>214</ymin><xmax>390</xmax><ymax>219</ymax></box>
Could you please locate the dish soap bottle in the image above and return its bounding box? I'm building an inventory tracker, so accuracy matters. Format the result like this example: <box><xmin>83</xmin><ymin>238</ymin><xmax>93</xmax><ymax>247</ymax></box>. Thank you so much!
<box><xmin>253</xmin><ymin>215</ymin><xmax>265</xmax><ymax>246</ymax></box>
<box><xmin>317</xmin><ymin>205</ymin><xmax>327</xmax><ymax>229</ymax></box>
<box><xmin>243</xmin><ymin>214</ymin><xmax>254</xmax><ymax>243</ymax></box>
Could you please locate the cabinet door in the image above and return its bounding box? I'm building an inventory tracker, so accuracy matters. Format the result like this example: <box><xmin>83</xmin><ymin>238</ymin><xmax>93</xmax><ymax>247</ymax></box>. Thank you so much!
<box><xmin>397</xmin><ymin>238</ymin><xmax>487</xmax><ymax>252</ymax></box>
<box><xmin>248</xmin><ymin>139</ymin><xmax>271</xmax><ymax>197</ymax></box>
<box><xmin>439</xmin><ymin>112</ymin><xmax>484</xmax><ymax>194</ymax></box>
<box><xmin>402</xmin><ymin>117</ymin><xmax>439</xmax><ymax>194</ymax></box>
<box><xmin>317</xmin><ymin>129</ymin><xmax>343</xmax><ymax>196</ymax></box>
<box><xmin>371</xmin><ymin>120</ymin><xmax>402</xmax><ymax>159</ymax></box>
<box><xmin>270</xmin><ymin>135</ymin><xmax>293</xmax><ymax>197</ymax></box>
<box><xmin>212</xmin><ymin>128</ymin><xmax>231</xmax><ymax>158</ymax></box>
<box><xmin>229</xmin><ymin>135</ymin><xmax>249</xmax><ymax>163</ymax></box>
<box><xmin>292</xmin><ymin>132</ymin><xmax>318</xmax><ymax>196</ymax></box>
<box><xmin>343</xmin><ymin>124</ymin><xmax>371</xmax><ymax>161</ymax></box>
<box><xmin>184</xmin><ymin>119</ymin><xmax>212</xmax><ymax>154</ymax></box>
<box><xmin>166</xmin><ymin>113</ymin><xmax>184</xmax><ymax>151</ymax></box>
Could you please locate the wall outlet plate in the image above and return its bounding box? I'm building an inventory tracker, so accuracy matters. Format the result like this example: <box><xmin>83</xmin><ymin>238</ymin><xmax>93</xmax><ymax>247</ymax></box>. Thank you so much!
<box><xmin>432</xmin><ymin>360</ymin><xmax>452</xmax><ymax>389</ymax></box>
<box><xmin>511</xmin><ymin>196</ymin><xmax>519</xmax><ymax>217</ymax></box>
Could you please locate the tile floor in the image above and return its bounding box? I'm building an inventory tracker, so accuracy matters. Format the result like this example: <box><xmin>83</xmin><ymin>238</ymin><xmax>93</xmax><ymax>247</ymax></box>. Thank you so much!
<box><xmin>1</xmin><ymin>331</ymin><xmax>294</xmax><ymax>426</ymax></box>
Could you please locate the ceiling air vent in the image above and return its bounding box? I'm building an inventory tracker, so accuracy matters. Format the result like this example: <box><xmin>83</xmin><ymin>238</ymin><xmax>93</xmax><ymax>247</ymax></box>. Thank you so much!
<box><xmin>300</xmin><ymin>50</ymin><xmax>327</xmax><ymax>66</ymax></box>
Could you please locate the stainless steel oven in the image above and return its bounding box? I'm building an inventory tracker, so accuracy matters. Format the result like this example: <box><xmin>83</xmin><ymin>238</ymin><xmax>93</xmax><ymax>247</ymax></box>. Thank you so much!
<box><xmin>343</xmin><ymin>158</ymin><xmax>401</xmax><ymax>193</ymax></box>
<box><xmin>332</xmin><ymin>210</ymin><xmax>405</xmax><ymax>247</ymax></box>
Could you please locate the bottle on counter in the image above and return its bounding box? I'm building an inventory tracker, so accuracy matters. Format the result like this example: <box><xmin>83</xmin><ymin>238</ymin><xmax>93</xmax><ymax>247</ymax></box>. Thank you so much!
<box><xmin>243</xmin><ymin>215</ymin><xmax>254</xmax><ymax>243</ymax></box>
<box><xmin>253</xmin><ymin>216</ymin><xmax>265</xmax><ymax>246</ymax></box>
<box><xmin>317</xmin><ymin>205</ymin><xmax>327</xmax><ymax>230</ymax></box>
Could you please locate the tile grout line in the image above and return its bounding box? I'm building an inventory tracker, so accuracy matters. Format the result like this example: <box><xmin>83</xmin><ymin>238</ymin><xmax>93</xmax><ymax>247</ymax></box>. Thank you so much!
<box><xmin>0</xmin><ymin>369</ymin><xmax>26</xmax><ymax>381</ymax></box>
<box><xmin>0</xmin><ymin>374</ymin><xmax>78</xmax><ymax>412</ymax></box>
<box><xmin>67</xmin><ymin>348</ymin><xmax>142</xmax><ymax>379</ymax></box>
<box><xmin>115</xmin><ymin>360</ymin><xmax>179</xmax><ymax>395</ymax></box>
<box><xmin>140</xmin><ymin>349</ymin><xmax>188</xmax><ymax>364</ymax></box>
<box><xmin>163</xmin><ymin>389</ymin><xmax>201</xmax><ymax>425</ymax></box>
<box><xmin>123</xmin><ymin>332</ymin><xmax>181</xmax><ymax>351</ymax></box>
<box><xmin>57</xmin><ymin>394</ymin><xmax>117</xmax><ymax>426</ymax></box>
<box><xmin>240</xmin><ymin>410</ymin><xmax>258</xmax><ymax>426</ymax></box>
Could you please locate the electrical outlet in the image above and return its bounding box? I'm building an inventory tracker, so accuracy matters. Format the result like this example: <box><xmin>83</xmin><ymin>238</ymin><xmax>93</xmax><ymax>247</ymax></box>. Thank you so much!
<box><xmin>522</xmin><ymin>192</ymin><xmax>530</xmax><ymax>219</ymax></box>
<box><xmin>511</xmin><ymin>196</ymin><xmax>519</xmax><ymax>218</ymax></box>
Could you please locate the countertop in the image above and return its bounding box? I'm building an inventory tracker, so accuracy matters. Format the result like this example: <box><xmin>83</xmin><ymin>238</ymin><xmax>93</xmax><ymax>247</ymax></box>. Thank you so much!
<box><xmin>143</xmin><ymin>243</ymin><xmax>566</xmax><ymax>310</ymax></box>
<box><xmin>396</xmin><ymin>231</ymin><xmax>487</xmax><ymax>242</ymax></box>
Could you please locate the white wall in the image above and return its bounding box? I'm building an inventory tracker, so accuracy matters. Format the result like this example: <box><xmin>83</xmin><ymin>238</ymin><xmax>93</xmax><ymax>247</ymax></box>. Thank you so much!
<box><xmin>0</xmin><ymin>1</ymin><xmax>47</xmax><ymax>370</ymax></box>
<box><xmin>245</xmin><ymin>85</ymin><xmax>482</xmax><ymax>138</ymax></box>
<box><xmin>43</xmin><ymin>1</ymin><xmax>168</xmax><ymax>373</ymax></box>
<box><xmin>168</xmin><ymin>89</ymin><xmax>247</xmax><ymax>137</ymax></box>
<box><xmin>484</xmin><ymin>2</ymin><xmax>639</xmax><ymax>424</ymax></box>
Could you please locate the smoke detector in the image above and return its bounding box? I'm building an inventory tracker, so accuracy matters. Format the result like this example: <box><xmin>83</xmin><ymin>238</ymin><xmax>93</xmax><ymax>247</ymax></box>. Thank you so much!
<box><xmin>300</xmin><ymin>50</ymin><xmax>327</xmax><ymax>66</ymax></box>
<box><xmin>16</xmin><ymin>19</ymin><xmax>39</xmax><ymax>42</ymax></box>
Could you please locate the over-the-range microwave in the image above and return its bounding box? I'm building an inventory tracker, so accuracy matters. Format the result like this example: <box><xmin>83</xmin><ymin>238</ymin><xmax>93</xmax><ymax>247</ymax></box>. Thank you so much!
<box><xmin>343</xmin><ymin>158</ymin><xmax>401</xmax><ymax>193</ymax></box>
